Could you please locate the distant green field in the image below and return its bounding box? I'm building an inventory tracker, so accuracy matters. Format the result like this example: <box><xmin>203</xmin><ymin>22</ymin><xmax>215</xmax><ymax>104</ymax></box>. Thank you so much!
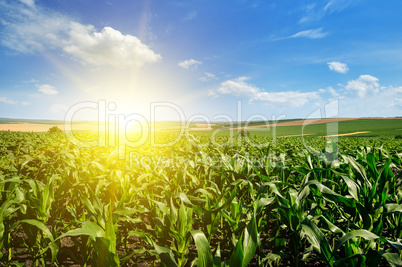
<box><xmin>214</xmin><ymin>118</ymin><xmax>304</xmax><ymax>128</ymax></box>
<box><xmin>189</xmin><ymin>118</ymin><xmax>402</xmax><ymax>138</ymax></box>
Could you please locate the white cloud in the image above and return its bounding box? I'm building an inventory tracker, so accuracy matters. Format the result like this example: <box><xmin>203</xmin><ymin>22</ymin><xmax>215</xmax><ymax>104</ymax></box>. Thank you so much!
<box><xmin>1</xmin><ymin>2</ymin><xmax>72</xmax><ymax>53</ymax></box>
<box><xmin>328</xmin><ymin>61</ymin><xmax>349</xmax><ymax>74</ymax></box>
<box><xmin>0</xmin><ymin>97</ymin><xmax>30</xmax><ymax>105</ymax></box>
<box><xmin>324</xmin><ymin>0</ymin><xmax>352</xmax><ymax>13</ymax></box>
<box><xmin>18</xmin><ymin>0</ymin><xmax>35</xmax><ymax>8</ymax></box>
<box><xmin>199</xmin><ymin>72</ymin><xmax>218</xmax><ymax>82</ymax></box>
<box><xmin>314</xmin><ymin>76</ymin><xmax>402</xmax><ymax>117</ymax></box>
<box><xmin>211</xmin><ymin>77</ymin><xmax>320</xmax><ymax>107</ymax></box>
<box><xmin>0</xmin><ymin>97</ymin><xmax>17</xmax><ymax>104</ymax></box>
<box><xmin>64</xmin><ymin>23</ymin><xmax>161</xmax><ymax>68</ymax></box>
<box><xmin>253</xmin><ymin>91</ymin><xmax>319</xmax><ymax>107</ymax></box>
<box><xmin>390</xmin><ymin>86</ymin><xmax>402</xmax><ymax>93</ymax></box>
<box><xmin>37</xmin><ymin>84</ymin><xmax>58</xmax><ymax>95</ymax></box>
<box><xmin>178</xmin><ymin>59</ymin><xmax>202</xmax><ymax>69</ymax></box>
<box><xmin>290</xmin><ymin>28</ymin><xmax>328</xmax><ymax>39</ymax></box>
<box><xmin>327</xmin><ymin>87</ymin><xmax>340</xmax><ymax>97</ymax></box>
<box><xmin>300</xmin><ymin>0</ymin><xmax>352</xmax><ymax>23</ymax></box>
<box><xmin>345</xmin><ymin>75</ymin><xmax>380</xmax><ymax>97</ymax></box>
<box><xmin>392</xmin><ymin>98</ymin><xmax>402</xmax><ymax>107</ymax></box>
<box><xmin>338</xmin><ymin>86</ymin><xmax>402</xmax><ymax>117</ymax></box>
<box><xmin>320</xmin><ymin>86</ymin><xmax>340</xmax><ymax>97</ymax></box>
<box><xmin>215</xmin><ymin>76</ymin><xmax>259</xmax><ymax>95</ymax></box>
<box><xmin>0</xmin><ymin>2</ymin><xmax>161</xmax><ymax>68</ymax></box>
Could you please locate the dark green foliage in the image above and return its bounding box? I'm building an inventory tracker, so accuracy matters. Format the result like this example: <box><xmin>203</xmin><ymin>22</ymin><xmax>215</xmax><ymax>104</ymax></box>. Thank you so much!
<box><xmin>48</xmin><ymin>126</ymin><xmax>63</xmax><ymax>133</ymax></box>
<box><xmin>238</xmin><ymin>129</ymin><xmax>249</xmax><ymax>137</ymax></box>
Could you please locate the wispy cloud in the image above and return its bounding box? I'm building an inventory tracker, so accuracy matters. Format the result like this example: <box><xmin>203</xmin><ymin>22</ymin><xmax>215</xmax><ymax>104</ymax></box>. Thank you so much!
<box><xmin>300</xmin><ymin>0</ymin><xmax>353</xmax><ymax>23</ymax></box>
<box><xmin>319</xmin><ymin>86</ymin><xmax>341</xmax><ymax>98</ymax></box>
<box><xmin>210</xmin><ymin>77</ymin><xmax>320</xmax><ymax>107</ymax></box>
<box><xmin>37</xmin><ymin>84</ymin><xmax>58</xmax><ymax>95</ymax></box>
<box><xmin>0</xmin><ymin>97</ymin><xmax>29</xmax><ymax>105</ymax></box>
<box><xmin>199</xmin><ymin>72</ymin><xmax>218</xmax><ymax>82</ymax></box>
<box><xmin>0</xmin><ymin>1</ymin><xmax>161</xmax><ymax>68</ymax></box>
<box><xmin>290</xmin><ymin>28</ymin><xmax>328</xmax><ymax>39</ymax></box>
<box><xmin>328</xmin><ymin>61</ymin><xmax>349</xmax><ymax>74</ymax></box>
<box><xmin>178</xmin><ymin>59</ymin><xmax>202</xmax><ymax>69</ymax></box>
<box><xmin>18</xmin><ymin>0</ymin><xmax>35</xmax><ymax>8</ymax></box>
<box><xmin>22</xmin><ymin>78</ymin><xmax>38</xmax><ymax>83</ymax></box>
<box><xmin>182</xmin><ymin>11</ymin><xmax>197</xmax><ymax>21</ymax></box>
<box><xmin>0</xmin><ymin>97</ymin><xmax>17</xmax><ymax>104</ymax></box>
<box><xmin>324</xmin><ymin>0</ymin><xmax>353</xmax><ymax>13</ymax></box>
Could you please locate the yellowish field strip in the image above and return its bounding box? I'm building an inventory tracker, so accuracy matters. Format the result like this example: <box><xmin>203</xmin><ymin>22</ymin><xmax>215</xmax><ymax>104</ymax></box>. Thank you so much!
<box><xmin>324</xmin><ymin>131</ymin><xmax>371</xmax><ymax>137</ymax></box>
<box><xmin>0</xmin><ymin>123</ymin><xmax>65</xmax><ymax>132</ymax></box>
<box><xmin>0</xmin><ymin>123</ymin><xmax>99</xmax><ymax>132</ymax></box>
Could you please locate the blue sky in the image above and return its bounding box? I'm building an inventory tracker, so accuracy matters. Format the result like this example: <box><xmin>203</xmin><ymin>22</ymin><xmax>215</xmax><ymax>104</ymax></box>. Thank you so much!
<box><xmin>1</xmin><ymin>0</ymin><xmax>402</xmax><ymax>121</ymax></box>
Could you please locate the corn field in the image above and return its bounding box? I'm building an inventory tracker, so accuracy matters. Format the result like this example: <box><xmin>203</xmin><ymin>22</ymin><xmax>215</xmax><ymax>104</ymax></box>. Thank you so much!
<box><xmin>1</xmin><ymin>131</ymin><xmax>402</xmax><ymax>266</ymax></box>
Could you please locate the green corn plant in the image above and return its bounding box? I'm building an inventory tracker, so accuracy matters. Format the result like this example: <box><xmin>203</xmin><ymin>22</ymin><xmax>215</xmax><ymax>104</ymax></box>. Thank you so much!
<box><xmin>14</xmin><ymin>219</ymin><xmax>59</xmax><ymax>266</ymax></box>
<box><xmin>0</xmin><ymin>199</ymin><xmax>19</xmax><ymax>262</ymax></box>
<box><xmin>24</xmin><ymin>174</ymin><xmax>58</xmax><ymax>224</ymax></box>
<box><xmin>0</xmin><ymin>176</ymin><xmax>24</xmax><ymax>263</ymax></box>
<box><xmin>219</xmin><ymin>199</ymin><xmax>245</xmax><ymax>247</ymax></box>
<box><xmin>191</xmin><ymin>213</ymin><xmax>259</xmax><ymax>267</ymax></box>
<box><xmin>192</xmin><ymin>182</ymin><xmax>239</xmax><ymax>243</ymax></box>
<box><xmin>146</xmin><ymin>198</ymin><xmax>194</xmax><ymax>266</ymax></box>
<box><xmin>56</xmin><ymin>203</ymin><xmax>119</xmax><ymax>266</ymax></box>
<box><xmin>172</xmin><ymin>202</ymin><xmax>193</xmax><ymax>266</ymax></box>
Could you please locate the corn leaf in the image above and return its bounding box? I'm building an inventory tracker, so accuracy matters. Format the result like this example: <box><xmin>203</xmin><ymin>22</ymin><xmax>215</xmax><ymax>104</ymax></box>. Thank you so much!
<box><xmin>191</xmin><ymin>230</ymin><xmax>214</xmax><ymax>267</ymax></box>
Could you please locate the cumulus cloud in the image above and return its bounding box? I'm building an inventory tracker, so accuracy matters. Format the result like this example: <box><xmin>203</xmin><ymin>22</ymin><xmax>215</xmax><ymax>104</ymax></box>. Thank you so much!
<box><xmin>328</xmin><ymin>61</ymin><xmax>349</xmax><ymax>74</ymax></box>
<box><xmin>290</xmin><ymin>28</ymin><xmax>328</xmax><ymax>39</ymax></box>
<box><xmin>345</xmin><ymin>75</ymin><xmax>380</xmax><ymax>97</ymax></box>
<box><xmin>37</xmin><ymin>84</ymin><xmax>58</xmax><ymax>95</ymax></box>
<box><xmin>0</xmin><ymin>1</ymin><xmax>161</xmax><ymax>68</ymax></box>
<box><xmin>210</xmin><ymin>77</ymin><xmax>319</xmax><ymax>107</ymax></box>
<box><xmin>64</xmin><ymin>23</ymin><xmax>161</xmax><ymax>68</ymax></box>
<box><xmin>214</xmin><ymin>76</ymin><xmax>259</xmax><ymax>95</ymax></box>
<box><xmin>178</xmin><ymin>59</ymin><xmax>202</xmax><ymax>69</ymax></box>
